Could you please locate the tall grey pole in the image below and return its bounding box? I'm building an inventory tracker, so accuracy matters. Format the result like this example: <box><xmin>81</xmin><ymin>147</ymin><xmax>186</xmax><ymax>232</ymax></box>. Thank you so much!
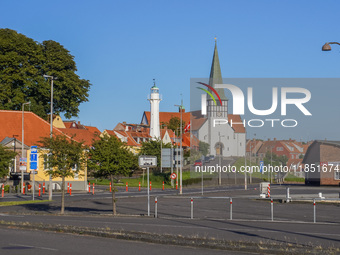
<box><xmin>170</xmin><ymin>145</ymin><xmax>174</xmax><ymax>188</ymax></box>
<box><xmin>179</xmin><ymin>101</ymin><xmax>183</xmax><ymax>195</ymax></box>
<box><xmin>244</xmin><ymin>131</ymin><xmax>247</xmax><ymax>190</ymax></box>
<box><xmin>47</xmin><ymin>76</ymin><xmax>54</xmax><ymax>201</ymax></box>
<box><xmin>218</xmin><ymin>133</ymin><xmax>222</xmax><ymax>186</ymax></box>
<box><xmin>147</xmin><ymin>167</ymin><xmax>150</xmax><ymax>216</ymax></box>
<box><xmin>21</xmin><ymin>102</ymin><xmax>30</xmax><ymax>194</ymax></box>
<box><xmin>160</xmin><ymin>138</ymin><xmax>162</xmax><ymax>173</ymax></box>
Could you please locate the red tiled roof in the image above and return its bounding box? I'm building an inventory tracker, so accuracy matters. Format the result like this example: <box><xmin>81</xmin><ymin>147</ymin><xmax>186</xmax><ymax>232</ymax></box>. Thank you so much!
<box><xmin>84</xmin><ymin>126</ymin><xmax>101</xmax><ymax>135</ymax></box>
<box><xmin>0</xmin><ymin>110</ymin><xmax>70</xmax><ymax>147</ymax></box>
<box><xmin>61</xmin><ymin>128</ymin><xmax>100</xmax><ymax>146</ymax></box>
<box><xmin>144</xmin><ymin>111</ymin><xmax>191</xmax><ymax>126</ymax></box>
<box><xmin>227</xmin><ymin>114</ymin><xmax>246</xmax><ymax>133</ymax></box>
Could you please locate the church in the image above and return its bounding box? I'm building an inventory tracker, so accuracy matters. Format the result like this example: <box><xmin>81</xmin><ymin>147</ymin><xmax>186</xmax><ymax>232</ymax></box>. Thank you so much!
<box><xmin>191</xmin><ymin>41</ymin><xmax>246</xmax><ymax>157</ymax></box>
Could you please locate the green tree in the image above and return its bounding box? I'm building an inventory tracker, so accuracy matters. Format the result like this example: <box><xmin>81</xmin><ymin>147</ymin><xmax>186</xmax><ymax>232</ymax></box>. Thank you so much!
<box><xmin>0</xmin><ymin>28</ymin><xmax>91</xmax><ymax>119</ymax></box>
<box><xmin>263</xmin><ymin>151</ymin><xmax>288</xmax><ymax>166</ymax></box>
<box><xmin>0</xmin><ymin>145</ymin><xmax>17</xmax><ymax>179</ymax></box>
<box><xmin>139</xmin><ymin>139</ymin><xmax>171</xmax><ymax>168</ymax></box>
<box><xmin>39</xmin><ymin>135</ymin><xmax>86</xmax><ymax>214</ymax></box>
<box><xmin>88</xmin><ymin>135</ymin><xmax>137</xmax><ymax>215</ymax></box>
<box><xmin>166</xmin><ymin>117</ymin><xmax>185</xmax><ymax>134</ymax></box>
<box><xmin>199</xmin><ymin>141</ymin><xmax>210</xmax><ymax>156</ymax></box>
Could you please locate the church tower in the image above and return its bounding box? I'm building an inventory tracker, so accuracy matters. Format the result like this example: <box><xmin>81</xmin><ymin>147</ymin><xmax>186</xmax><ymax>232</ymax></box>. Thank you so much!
<box><xmin>207</xmin><ymin>40</ymin><xmax>228</xmax><ymax>119</ymax></box>
<box><xmin>207</xmin><ymin>40</ymin><xmax>229</xmax><ymax>156</ymax></box>
<box><xmin>148</xmin><ymin>79</ymin><xmax>161</xmax><ymax>140</ymax></box>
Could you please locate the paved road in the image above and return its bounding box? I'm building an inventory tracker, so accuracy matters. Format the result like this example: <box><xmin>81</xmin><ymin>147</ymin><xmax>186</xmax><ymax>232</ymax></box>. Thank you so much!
<box><xmin>1</xmin><ymin>184</ymin><xmax>340</xmax><ymax>253</ymax></box>
<box><xmin>0</xmin><ymin>227</ymin><xmax>254</xmax><ymax>255</ymax></box>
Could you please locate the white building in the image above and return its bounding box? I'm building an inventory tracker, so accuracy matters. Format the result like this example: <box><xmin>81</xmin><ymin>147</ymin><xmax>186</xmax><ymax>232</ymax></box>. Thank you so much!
<box><xmin>148</xmin><ymin>80</ymin><xmax>161</xmax><ymax>140</ymax></box>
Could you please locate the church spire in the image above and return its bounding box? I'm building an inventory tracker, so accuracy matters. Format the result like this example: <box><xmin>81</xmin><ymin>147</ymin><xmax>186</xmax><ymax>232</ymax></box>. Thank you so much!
<box><xmin>209</xmin><ymin>40</ymin><xmax>227</xmax><ymax>100</ymax></box>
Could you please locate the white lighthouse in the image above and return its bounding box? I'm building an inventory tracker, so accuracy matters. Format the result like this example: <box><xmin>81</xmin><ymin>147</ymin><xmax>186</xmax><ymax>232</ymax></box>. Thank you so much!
<box><xmin>148</xmin><ymin>80</ymin><xmax>161</xmax><ymax>140</ymax></box>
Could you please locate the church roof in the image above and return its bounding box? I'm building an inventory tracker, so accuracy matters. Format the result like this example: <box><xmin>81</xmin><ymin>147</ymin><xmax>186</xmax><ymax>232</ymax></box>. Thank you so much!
<box><xmin>209</xmin><ymin>41</ymin><xmax>227</xmax><ymax>101</ymax></box>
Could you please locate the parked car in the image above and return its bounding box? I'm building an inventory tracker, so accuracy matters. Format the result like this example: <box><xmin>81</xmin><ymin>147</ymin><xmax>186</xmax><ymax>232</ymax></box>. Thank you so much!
<box><xmin>194</xmin><ymin>159</ymin><xmax>202</xmax><ymax>166</ymax></box>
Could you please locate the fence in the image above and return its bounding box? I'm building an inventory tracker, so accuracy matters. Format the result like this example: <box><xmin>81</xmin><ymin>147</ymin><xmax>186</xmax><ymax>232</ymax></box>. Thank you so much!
<box><xmin>152</xmin><ymin>195</ymin><xmax>340</xmax><ymax>224</ymax></box>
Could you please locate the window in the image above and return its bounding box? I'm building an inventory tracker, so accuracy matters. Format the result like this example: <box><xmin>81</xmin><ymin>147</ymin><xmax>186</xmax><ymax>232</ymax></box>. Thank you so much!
<box><xmin>335</xmin><ymin>171</ymin><xmax>340</xmax><ymax>180</ymax></box>
<box><xmin>276</xmin><ymin>147</ymin><xmax>283</xmax><ymax>151</ymax></box>
<box><xmin>72</xmin><ymin>164</ymin><xmax>77</xmax><ymax>171</ymax></box>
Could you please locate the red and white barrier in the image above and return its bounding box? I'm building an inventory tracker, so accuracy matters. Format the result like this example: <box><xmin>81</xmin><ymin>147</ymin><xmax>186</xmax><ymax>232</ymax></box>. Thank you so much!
<box><xmin>38</xmin><ymin>184</ymin><xmax>41</xmax><ymax>197</ymax></box>
<box><xmin>138</xmin><ymin>182</ymin><xmax>141</xmax><ymax>191</ymax></box>
<box><xmin>23</xmin><ymin>183</ymin><xmax>25</xmax><ymax>195</ymax></box>
<box><xmin>267</xmin><ymin>184</ymin><xmax>271</xmax><ymax>198</ymax></box>
<box><xmin>162</xmin><ymin>181</ymin><xmax>164</xmax><ymax>191</ymax></box>
<box><xmin>70</xmin><ymin>183</ymin><xmax>72</xmax><ymax>196</ymax></box>
<box><xmin>126</xmin><ymin>182</ymin><xmax>128</xmax><ymax>192</ymax></box>
<box><xmin>67</xmin><ymin>182</ymin><xmax>70</xmax><ymax>194</ymax></box>
<box><xmin>150</xmin><ymin>181</ymin><xmax>152</xmax><ymax>191</ymax></box>
<box><xmin>92</xmin><ymin>183</ymin><xmax>95</xmax><ymax>195</ymax></box>
<box><xmin>88</xmin><ymin>182</ymin><xmax>91</xmax><ymax>193</ymax></box>
<box><xmin>176</xmin><ymin>181</ymin><xmax>178</xmax><ymax>190</ymax></box>
<box><xmin>43</xmin><ymin>182</ymin><xmax>45</xmax><ymax>194</ymax></box>
<box><xmin>109</xmin><ymin>182</ymin><xmax>112</xmax><ymax>192</ymax></box>
<box><xmin>1</xmin><ymin>184</ymin><xmax>4</xmax><ymax>198</ymax></box>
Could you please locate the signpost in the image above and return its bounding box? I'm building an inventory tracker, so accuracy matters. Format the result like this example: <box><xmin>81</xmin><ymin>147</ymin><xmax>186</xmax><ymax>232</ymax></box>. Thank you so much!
<box><xmin>138</xmin><ymin>155</ymin><xmax>157</xmax><ymax>217</ymax></box>
<box><xmin>260</xmin><ymin>161</ymin><xmax>264</xmax><ymax>174</ymax></box>
<box><xmin>30</xmin><ymin>146</ymin><xmax>38</xmax><ymax>200</ymax></box>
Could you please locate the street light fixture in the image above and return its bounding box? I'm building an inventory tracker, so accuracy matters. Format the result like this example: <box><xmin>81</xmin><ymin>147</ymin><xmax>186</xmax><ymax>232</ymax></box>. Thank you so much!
<box><xmin>322</xmin><ymin>42</ymin><xmax>340</xmax><ymax>51</ymax></box>
<box><xmin>43</xmin><ymin>74</ymin><xmax>57</xmax><ymax>201</ymax></box>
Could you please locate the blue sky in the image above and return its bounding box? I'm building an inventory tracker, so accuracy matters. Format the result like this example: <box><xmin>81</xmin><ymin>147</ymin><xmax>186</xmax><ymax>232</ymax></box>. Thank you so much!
<box><xmin>1</xmin><ymin>0</ymin><xmax>340</xmax><ymax>139</ymax></box>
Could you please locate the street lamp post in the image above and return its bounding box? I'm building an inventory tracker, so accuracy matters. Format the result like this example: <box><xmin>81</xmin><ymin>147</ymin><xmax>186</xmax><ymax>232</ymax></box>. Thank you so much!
<box><xmin>174</xmin><ymin>101</ymin><xmax>183</xmax><ymax>195</ymax></box>
<box><xmin>43</xmin><ymin>74</ymin><xmax>56</xmax><ymax>201</ymax></box>
<box><xmin>21</xmin><ymin>102</ymin><xmax>30</xmax><ymax>193</ymax></box>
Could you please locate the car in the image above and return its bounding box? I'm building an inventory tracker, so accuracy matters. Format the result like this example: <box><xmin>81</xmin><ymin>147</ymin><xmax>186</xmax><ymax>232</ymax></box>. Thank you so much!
<box><xmin>194</xmin><ymin>159</ymin><xmax>202</xmax><ymax>166</ymax></box>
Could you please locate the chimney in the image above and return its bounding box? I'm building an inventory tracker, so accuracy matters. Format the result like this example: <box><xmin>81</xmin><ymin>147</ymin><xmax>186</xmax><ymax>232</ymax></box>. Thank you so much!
<box><xmin>274</xmin><ymin>138</ymin><xmax>276</xmax><ymax>141</ymax></box>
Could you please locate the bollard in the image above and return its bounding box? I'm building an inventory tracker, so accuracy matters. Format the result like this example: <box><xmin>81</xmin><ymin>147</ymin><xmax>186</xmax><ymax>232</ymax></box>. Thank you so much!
<box><xmin>162</xmin><ymin>181</ymin><xmax>164</xmax><ymax>191</ymax></box>
<box><xmin>150</xmin><ymin>181</ymin><xmax>152</xmax><ymax>191</ymax></box>
<box><xmin>139</xmin><ymin>182</ymin><xmax>141</xmax><ymax>191</ymax></box>
<box><xmin>88</xmin><ymin>182</ymin><xmax>91</xmax><ymax>193</ymax></box>
<box><xmin>176</xmin><ymin>181</ymin><xmax>178</xmax><ymax>190</ymax></box>
<box><xmin>43</xmin><ymin>182</ymin><xmax>45</xmax><ymax>194</ymax></box>
<box><xmin>92</xmin><ymin>183</ymin><xmax>95</xmax><ymax>195</ymax></box>
<box><xmin>126</xmin><ymin>182</ymin><xmax>128</xmax><ymax>192</ymax></box>
<box><xmin>109</xmin><ymin>182</ymin><xmax>112</xmax><ymax>192</ymax></box>
<box><xmin>267</xmin><ymin>184</ymin><xmax>271</xmax><ymax>198</ymax></box>
<box><xmin>23</xmin><ymin>183</ymin><xmax>25</xmax><ymax>195</ymax></box>
<box><xmin>190</xmin><ymin>198</ymin><xmax>193</xmax><ymax>219</ymax></box>
<box><xmin>230</xmin><ymin>198</ymin><xmax>233</xmax><ymax>220</ymax></box>
<box><xmin>1</xmin><ymin>184</ymin><xmax>4</xmax><ymax>198</ymax></box>
<box><xmin>38</xmin><ymin>184</ymin><xmax>41</xmax><ymax>197</ymax></box>
<box><xmin>313</xmin><ymin>199</ymin><xmax>316</xmax><ymax>223</ymax></box>
<box><xmin>155</xmin><ymin>197</ymin><xmax>158</xmax><ymax>218</ymax></box>
<box><xmin>67</xmin><ymin>182</ymin><xmax>69</xmax><ymax>194</ymax></box>
<box><xmin>286</xmin><ymin>187</ymin><xmax>290</xmax><ymax>202</ymax></box>
<box><xmin>70</xmin><ymin>183</ymin><xmax>72</xmax><ymax>196</ymax></box>
<box><xmin>271</xmin><ymin>198</ymin><xmax>273</xmax><ymax>221</ymax></box>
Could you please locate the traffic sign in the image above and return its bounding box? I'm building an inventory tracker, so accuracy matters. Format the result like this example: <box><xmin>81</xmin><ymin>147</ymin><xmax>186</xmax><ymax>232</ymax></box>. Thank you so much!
<box><xmin>138</xmin><ymin>155</ymin><xmax>157</xmax><ymax>168</ymax></box>
<box><xmin>170</xmin><ymin>173</ymin><xmax>177</xmax><ymax>180</ymax></box>
<box><xmin>30</xmin><ymin>145</ymin><xmax>38</xmax><ymax>170</ymax></box>
<box><xmin>30</xmin><ymin>162</ymin><xmax>37</xmax><ymax>170</ymax></box>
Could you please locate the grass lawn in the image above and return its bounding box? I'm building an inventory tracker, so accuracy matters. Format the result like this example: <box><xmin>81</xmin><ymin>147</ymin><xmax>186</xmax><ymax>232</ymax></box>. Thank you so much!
<box><xmin>90</xmin><ymin>169</ymin><xmax>217</xmax><ymax>189</ymax></box>
<box><xmin>232</xmin><ymin>158</ymin><xmax>304</xmax><ymax>183</ymax></box>
<box><xmin>0</xmin><ymin>200</ymin><xmax>50</xmax><ymax>207</ymax></box>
